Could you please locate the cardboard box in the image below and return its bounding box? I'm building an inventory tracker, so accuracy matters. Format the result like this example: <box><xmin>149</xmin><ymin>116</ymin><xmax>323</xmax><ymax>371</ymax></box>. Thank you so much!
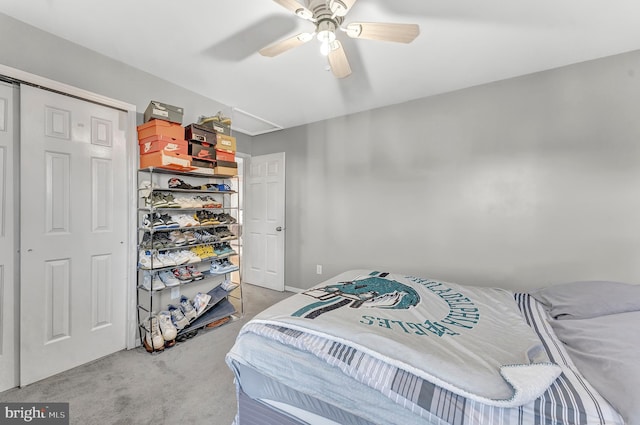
<box><xmin>216</xmin><ymin>160</ymin><xmax>237</xmax><ymax>169</ymax></box>
<box><xmin>188</xmin><ymin>140</ymin><xmax>216</xmax><ymax>161</ymax></box>
<box><xmin>216</xmin><ymin>134</ymin><xmax>236</xmax><ymax>152</ymax></box>
<box><xmin>214</xmin><ymin>149</ymin><xmax>235</xmax><ymax>162</ymax></box>
<box><xmin>199</xmin><ymin>117</ymin><xmax>231</xmax><ymax>136</ymax></box>
<box><xmin>185</xmin><ymin>123</ymin><xmax>217</xmax><ymax>144</ymax></box>
<box><xmin>190</xmin><ymin>158</ymin><xmax>215</xmax><ymax>169</ymax></box>
<box><xmin>137</xmin><ymin>120</ymin><xmax>184</xmax><ymax>141</ymax></box>
<box><xmin>138</xmin><ymin>135</ymin><xmax>188</xmax><ymax>156</ymax></box>
<box><xmin>139</xmin><ymin>151</ymin><xmax>192</xmax><ymax>170</ymax></box>
<box><xmin>214</xmin><ymin>166</ymin><xmax>237</xmax><ymax>177</ymax></box>
<box><xmin>144</xmin><ymin>101</ymin><xmax>184</xmax><ymax>124</ymax></box>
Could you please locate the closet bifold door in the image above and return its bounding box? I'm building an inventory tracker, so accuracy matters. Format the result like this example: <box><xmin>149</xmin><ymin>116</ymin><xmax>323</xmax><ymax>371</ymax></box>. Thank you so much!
<box><xmin>0</xmin><ymin>79</ymin><xmax>18</xmax><ymax>392</ymax></box>
<box><xmin>19</xmin><ymin>84</ymin><xmax>128</xmax><ymax>386</ymax></box>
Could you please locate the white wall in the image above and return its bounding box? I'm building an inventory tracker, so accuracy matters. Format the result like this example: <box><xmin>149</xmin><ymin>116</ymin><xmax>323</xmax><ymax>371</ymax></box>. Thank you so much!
<box><xmin>252</xmin><ymin>49</ymin><xmax>640</xmax><ymax>291</ymax></box>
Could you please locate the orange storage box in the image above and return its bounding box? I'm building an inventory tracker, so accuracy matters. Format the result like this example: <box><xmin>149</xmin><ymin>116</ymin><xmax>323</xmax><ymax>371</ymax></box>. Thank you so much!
<box><xmin>216</xmin><ymin>134</ymin><xmax>236</xmax><ymax>152</ymax></box>
<box><xmin>139</xmin><ymin>135</ymin><xmax>188</xmax><ymax>156</ymax></box>
<box><xmin>137</xmin><ymin>119</ymin><xmax>184</xmax><ymax>141</ymax></box>
<box><xmin>214</xmin><ymin>149</ymin><xmax>235</xmax><ymax>162</ymax></box>
<box><xmin>139</xmin><ymin>151</ymin><xmax>192</xmax><ymax>171</ymax></box>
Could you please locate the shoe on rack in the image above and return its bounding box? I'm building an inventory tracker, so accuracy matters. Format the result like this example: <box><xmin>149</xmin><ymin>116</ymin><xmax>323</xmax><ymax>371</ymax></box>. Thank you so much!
<box><xmin>172</xmin><ymin>266</ymin><xmax>193</xmax><ymax>283</ymax></box>
<box><xmin>167</xmin><ymin>250</ymin><xmax>191</xmax><ymax>265</ymax></box>
<box><xmin>168</xmin><ymin>178</ymin><xmax>194</xmax><ymax>190</ymax></box>
<box><xmin>168</xmin><ymin>230</ymin><xmax>187</xmax><ymax>246</ymax></box>
<box><xmin>186</xmin><ymin>265</ymin><xmax>204</xmax><ymax>280</ymax></box>
<box><xmin>182</xmin><ymin>230</ymin><xmax>198</xmax><ymax>245</ymax></box>
<box><xmin>184</xmin><ymin>250</ymin><xmax>202</xmax><ymax>264</ymax></box>
<box><xmin>139</xmin><ymin>251</ymin><xmax>153</xmax><ymax>270</ymax></box>
<box><xmin>180</xmin><ymin>296</ymin><xmax>197</xmax><ymax>322</ymax></box>
<box><xmin>160</xmin><ymin>214</ymin><xmax>180</xmax><ymax>229</ymax></box>
<box><xmin>159</xmin><ymin>270</ymin><xmax>180</xmax><ymax>287</ymax></box>
<box><xmin>143</xmin><ymin>315</ymin><xmax>165</xmax><ymax>353</ymax></box>
<box><xmin>141</xmin><ymin>271</ymin><xmax>166</xmax><ymax>291</ymax></box>
<box><xmin>209</xmin><ymin>259</ymin><xmax>225</xmax><ymax>274</ymax></box>
<box><xmin>168</xmin><ymin>304</ymin><xmax>189</xmax><ymax>330</ymax></box>
<box><xmin>146</xmin><ymin>192</ymin><xmax>168</xmax><ymax>209</ymax></box>
<box><xmin>142</xmin><ymin>213</ymin><xmax>165</xmax><ymax>229</ymax></box>
<box><xmin>192</xmin><ymin>292</ymin><xmax>212</xmax><ymax>316</ymax></box>
<box><xmin>221</xmin><ymin>278</ymin><xmax>239</xmax><ymax>292</ymax></box>
<box><xmin>158</xmin><ymin>311</ymin><xmax>177</xmax><ymax>347</ymax></box>
<box><xmin>155</xmin><ymin>252</ymin><xmax>177</xmax><ymax>268</ymax></box>
<box><xmin>162</xmin><ymin>193</ymin><xmax>181</xmax><ymax>208</ymax></box>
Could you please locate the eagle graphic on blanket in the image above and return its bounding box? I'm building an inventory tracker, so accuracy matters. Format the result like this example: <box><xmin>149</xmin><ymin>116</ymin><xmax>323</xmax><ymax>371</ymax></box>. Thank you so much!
<box><xmin>239</xmin><ymin>270</ymin><xmax>561</xmax><ymax>407</ymax></box>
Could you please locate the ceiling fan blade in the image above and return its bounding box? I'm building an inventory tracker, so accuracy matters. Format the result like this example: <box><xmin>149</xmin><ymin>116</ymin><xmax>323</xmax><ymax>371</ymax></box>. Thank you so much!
<box><xmin>259</xmin><ymin>32</ymin><xmax>314</xmax><ymax>57</ymax></box>
<box><xmin>345</xmin><ymin>22</ymin><xmax>420</xmax><ymax>43</ymax></box>
<box><xmin>329</xmin><ymin>0</ymin><xmax>358</xmax><ymax>17</ymax></box>
<box><xmin>273</xmin><ymin>0</ymin><xmax>314</xmax><ymax>21</ymax></box>
<box><xmin>327</xmin><ymin>40</ymin><xmax>352</xmax><ymax>79</ymax></box>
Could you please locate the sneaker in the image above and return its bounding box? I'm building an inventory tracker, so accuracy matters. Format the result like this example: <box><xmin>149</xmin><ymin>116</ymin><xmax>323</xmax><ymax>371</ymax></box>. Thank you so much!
<box><xmin>157</xmin><ymin>311</ymin><xmax>177</xmax><ymax>347</ymax></box>
<box><xmin>141</xmin><ymin>271</ymin><xmax>166</xmax><ymax>291</ymax></box>
<box><xmin>162</xmin><ymin>193</ymin><xmax>181</xmax><ymax>208</ymax></box>
<box><xmin>192</xmin><ymin>292</ymin><xmax>212</xmax><ymax>316</ymax></box>
<box><xmin>167</xmin><ymin>250</ymin><xmax>191</xmax><ymax>265</ymax></box>
<box><xmin>139</xmin><ymin>251</ymin><xmax>153</xmax><ymax>269</ymax></box>
<box><xmin>184</xmin><ymin>250</ymin><xmax>202</xmax><ymax>264</ymax></box>
<box><xmin>159</xmin><ymin>270</ymin><xmax>180</xmax><ymax>287</ymax></box>
<box><xmin>144</xmin><ymin>315</ymin><xmax>165</xmax><ymax>352</ymax></box>
<box><xmin>172</xmin><ymin>267</ymin><xmax>193</xmax><ymax>283</ymax></box>
<box><xmin>155</xmin><ymin>252</ymin><xmax>177</xmax><ymax>268</ymax></box>
<box><xmin>160</xmin><ymin>214</ymin><xmax>180</xmax><ymax>229</ymax></box>
<box><xmin>186</xmin><ymin>265</ymin><xmax>204</xmax><ymax>280</ymax></box>
<box><xmin>182</xmin><ymin>230</ymin><xmax>197</xmax><ymax>245</ymax></box>
<box><xmin>168</xmin><ymin>177</ymin><xmax>194</xmax><ymax>189</ymax></box>
<box><xmin>168</xmin><ymin>230</ymin><xmax>187</xmax><ymax>246</ymax></box>
<box><xmin>209</xmin><ymin>260</ymin><xmax>224</xmax><ymax>274</ymax></box>
<box><xmin>146</xmin><ymin>192</ymin><xmax>168</xmax><ymax>208</ymax></box>
<box><xmin>180</xmin><ymin>296</ymin><xmax>197</xmax><ymax>322</ymax></box>
<box><xmin>142</xmin><ymin>213</ymin><xmax>165</xmax><ymax>229</ymax></box>
<box><xmin>221</xmin><ymin>278</ymin><xmax>239</xmax><ymax>292</ymax></box>
<box><xmin>168</xmin><ymin>304</ymin><xmax>189</xmax><ymax>330</ymax></box>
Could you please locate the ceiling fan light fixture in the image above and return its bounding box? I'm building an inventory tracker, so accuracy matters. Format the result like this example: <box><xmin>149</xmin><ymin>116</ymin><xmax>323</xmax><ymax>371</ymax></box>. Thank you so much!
<box><xmin>295</xmin><ymin>8</ymin><xmax>313</xmax><ymax>20</ymax></box>
<box><xmin>329</xmin><ymin>0</ymin><xmax>356</xmax><ymax>17</ymax></box>
<box><xmin>345</xmin><ymin>23</ymin><xmax>362</xmax><ymax>38</ymax></box>
<box><xmin>317</xmin><ymin>22</ymin><xmax>337</xmax><ymax>56</ymax></box>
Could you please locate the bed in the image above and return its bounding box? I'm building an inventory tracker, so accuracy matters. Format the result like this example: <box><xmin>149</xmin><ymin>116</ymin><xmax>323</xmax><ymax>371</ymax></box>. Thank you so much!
<box><xmin>226</xmin><ymin>270</ymin><xmax>640</xmax><ymax>425</ymax></box>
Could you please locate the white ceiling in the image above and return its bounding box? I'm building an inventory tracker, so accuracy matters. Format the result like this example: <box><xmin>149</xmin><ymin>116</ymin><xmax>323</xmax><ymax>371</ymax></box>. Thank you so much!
<box><xmin>2</xmin><ymin>0</ymin><xmax>640</xmax><ymax>135</ymax></box>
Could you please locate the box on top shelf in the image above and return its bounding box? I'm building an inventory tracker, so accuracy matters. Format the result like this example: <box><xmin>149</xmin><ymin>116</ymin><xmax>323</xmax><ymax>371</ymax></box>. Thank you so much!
<box><xmin>216</xmin><ymin>134</ymin><xmax>236</xmax><ymax>152</ymax></box>
<box><xmin>188</xmin><ymin>139</ymin><xmax>216</xmax><ymax>162</ymax></box>
<box><xmin>214</xmin><ymin>165</ymin><xmax>237</xmax><ymax>177</ymax></box>
<box><xmin>185</xmin><ymin>123</ymin><xmax>217</xmax><ymax>144</ymax></box>
<box><xmin>139</xmin><ymin>151</ymin><xmax>192</xmax><ymax>171</ymax></box>
<box><xmin>137</xmin><ymin>120</ymin><xmax>184</xmax><ymax>141</ymax></box>
<box><xmin>191</xmin><ymin>158</ymin><xmax>215</xmax><ymax>169</ymax></box>
<box><xmin>199</xmin><ymin>115</ymin><xmax>231</xmax><ymax>136</ymax></box>
<box><xmin>144</xmin><ymin>101</ymin><xmax>184</xmax><ymax>124</ymax></box>
<box><xmin>214</xmin><ymin>149</ymin><xmax>235</xmax><ymax>162</ymax></box>
<box><xmin>138</xmin><ymin>135</ymin><xmax>188</xmax><ymax>156</ymax></box>
<box><xmin>216</xmin><ymin>160</ymin><xmax>237</xmax><ymax>169</ymax></box>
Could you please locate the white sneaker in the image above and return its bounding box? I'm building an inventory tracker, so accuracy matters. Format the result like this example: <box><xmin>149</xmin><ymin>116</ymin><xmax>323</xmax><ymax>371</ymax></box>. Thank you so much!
<box><xmin>221</xmin><ymin>279</ymin><xmax>239</xmax><ymax>292</ymax></box>
<box><xmin>169</xmin><ymin>304</ymin><xmax>189</xmax><ymax>330</ymax></box>
<box><xmin>164</xmin><ymin>250</ymin><xmax>186</xmax><ymax>265</ymax></box>
<box><xmin>158</xmin><ymin>311</ymin><xmax>177</xmax><ymax>345</ymax></box>
<box><xmin>180</xmin><ymin>296</ymin><xmax>197</xmax><ymax>322</ymax></box>
<box><xmin>139</xmin><ymin>251</ymin><xmax>153</xmax><ymax>269</ymax></box>
<box><xmin>192</xmin><ymin>292</ymin><xmax>212</xmax><ymax>316</ymax></box>
<box><xmin>144</xmin><ymin>315</ymin><xmax>165</xmax><ymax>352</ymax></box>
<box><xmin>156</xmin><ymin>252</ymin><xmax>177</xmax><ymax>267</ymax></box>
<box><xmin>141</xmin><ymin>271</ymin><xmax>166</xmax><ymax>291</ymax></box>
<box><xmin>158</xmin><ymin>270</ymin><xmax>180</xmax><ymax>287</ymax></box>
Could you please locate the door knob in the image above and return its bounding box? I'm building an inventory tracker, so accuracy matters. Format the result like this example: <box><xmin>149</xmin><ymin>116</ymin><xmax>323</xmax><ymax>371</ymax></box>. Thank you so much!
<box><xmin>276</xmin><ymin>226</ymin><xmax>282</xmax><ymax>232</ymax></box>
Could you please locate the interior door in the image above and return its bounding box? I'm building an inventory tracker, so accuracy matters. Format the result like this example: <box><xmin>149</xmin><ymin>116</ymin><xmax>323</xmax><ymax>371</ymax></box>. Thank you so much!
<box><xmin>0</xmin><ymin>81</ymin><xmax>18</xmax><ymax>392</ymax></box>
<box><xmin>20</xmin><ymin>85</ymin><xmax>128</xmax><ymax>386</ymax></box>
<box><xmin>244</xmin><ymin>152</ymin><xmax>285</xmax><ymax>291</ymax></box>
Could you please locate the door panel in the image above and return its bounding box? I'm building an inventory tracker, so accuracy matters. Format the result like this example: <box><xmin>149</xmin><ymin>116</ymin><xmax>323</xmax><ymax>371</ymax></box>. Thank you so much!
<box><xmin>244</xmin><ymin>153</ymin><xmax>285</xmax><ymax>291</ymax></box>
<box><xmin>0</xmin><ymin>81</ymin><xmax>18</xmax><ymax>392</ymax></box>
<box><xmin>20</xmin><ymin>85</ymin><xmax>128</xmax><ymax>386</ymax></box>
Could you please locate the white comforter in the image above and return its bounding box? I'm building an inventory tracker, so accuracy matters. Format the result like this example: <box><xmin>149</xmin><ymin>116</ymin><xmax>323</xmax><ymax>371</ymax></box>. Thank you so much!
<box><xmin>243</xmin><ymin>270</ymin><xmax>561</xmax><ymax>407</ymax></box>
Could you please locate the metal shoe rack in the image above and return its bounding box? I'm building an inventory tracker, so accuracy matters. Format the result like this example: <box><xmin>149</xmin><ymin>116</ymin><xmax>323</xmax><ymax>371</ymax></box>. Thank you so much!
<box><xmin>136</xmin><ymin>166</ymin><xmax>244</xmax><ymax>352</ymax></box>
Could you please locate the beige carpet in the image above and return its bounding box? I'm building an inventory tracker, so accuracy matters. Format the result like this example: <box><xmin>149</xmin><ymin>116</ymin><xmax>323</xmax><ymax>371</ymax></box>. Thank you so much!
<box><xmin>0</xmin><ymin>284</ymin><xmax>292</xmax><ymax>425</ymax></box>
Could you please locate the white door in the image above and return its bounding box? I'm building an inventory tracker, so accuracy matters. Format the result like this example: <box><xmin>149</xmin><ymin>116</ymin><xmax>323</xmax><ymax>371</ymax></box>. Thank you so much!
<box><xmin>0</xmin><ymin>81</ymin><xmax>18</xmax><ymax>392</ymax></box>
<box><xmin>20</xmin><ymin>85</ymin><xmax>128</xmax><ymax>386</ymax></box>
<box><xmin>244</xmin><ymin>152</ymin><xmax>285</xmax><ymax>291</ymax></box>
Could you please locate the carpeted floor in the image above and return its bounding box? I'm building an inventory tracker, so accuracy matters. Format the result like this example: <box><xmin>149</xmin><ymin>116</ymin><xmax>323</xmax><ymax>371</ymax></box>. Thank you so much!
<box><xmin>0</xmin><ymin>284</ymin><xmax>292</xmax><ymax>425</ymax></box>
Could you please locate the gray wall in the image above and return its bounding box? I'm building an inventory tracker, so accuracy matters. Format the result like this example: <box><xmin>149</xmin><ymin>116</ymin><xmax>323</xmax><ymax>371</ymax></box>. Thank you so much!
<box><xmin>253</xmin><ymin>49</ymin><xmax>640</xmax><ymax>291</ymax></box>
<box><xmin>0</xmin><ymin>13</ymin><xmax>252</xmax><ymax>151</ymax></box>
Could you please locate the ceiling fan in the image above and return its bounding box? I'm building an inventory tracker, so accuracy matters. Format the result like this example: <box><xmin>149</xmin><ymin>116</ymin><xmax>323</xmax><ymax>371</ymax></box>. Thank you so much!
<box><xmin>259</xmin><ymin>0</ymin><xmax>420</xmax><ymax>78</ymax></box>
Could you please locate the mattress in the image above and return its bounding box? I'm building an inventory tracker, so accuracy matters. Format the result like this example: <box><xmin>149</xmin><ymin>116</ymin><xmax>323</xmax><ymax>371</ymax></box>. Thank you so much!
<box><xmin>227</xmin><ymin>271</ymin><xmax>624</xmax><ymax>425</ymax></box>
